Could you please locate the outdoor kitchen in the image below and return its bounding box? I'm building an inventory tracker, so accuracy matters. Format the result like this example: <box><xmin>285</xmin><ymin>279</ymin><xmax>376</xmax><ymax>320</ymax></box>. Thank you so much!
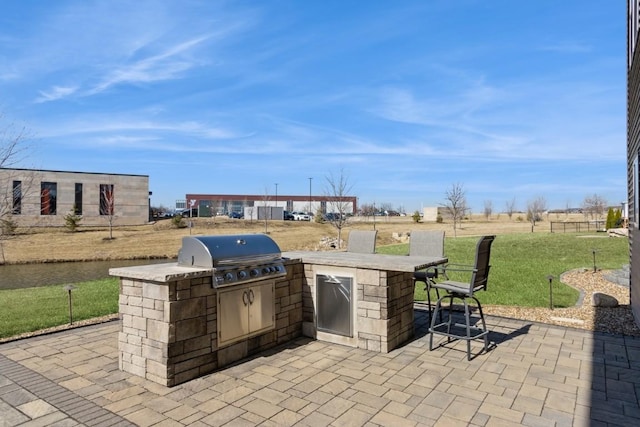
<box><xmin>110</xmin><ymin>234</ymin><xmax>446</xmax><ymax>387</ymax></box>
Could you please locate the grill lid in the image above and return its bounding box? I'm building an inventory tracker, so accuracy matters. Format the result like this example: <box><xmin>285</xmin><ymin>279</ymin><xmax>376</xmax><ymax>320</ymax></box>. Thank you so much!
<box><xmin>178</xmin><ymin>234</ymin><xmax>282</xmax><ymax>268</ymax></box>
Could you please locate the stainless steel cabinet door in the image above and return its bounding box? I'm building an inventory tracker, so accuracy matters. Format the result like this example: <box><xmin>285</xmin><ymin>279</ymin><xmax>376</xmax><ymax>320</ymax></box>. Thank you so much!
<box><xmin>248</xmin><ymin>282</ymin><xmax>274</xmax><ymax>334</ymax></box>
<box><xmin>218</xmin><ymin>286</ymin><xmax>250</xmax><ymax>346</ymax></box>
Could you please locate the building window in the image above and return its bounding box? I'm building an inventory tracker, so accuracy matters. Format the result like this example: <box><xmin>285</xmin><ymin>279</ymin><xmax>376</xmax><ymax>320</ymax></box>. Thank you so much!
<box><xmin>40</xmin><ymin>182</ymin><xmax>57</xmax><ymax>215</ymax></box>
<box><xmin>100</xmin><ymin>184</ymin><xmax>114</xmax><ymax>215</ymax></box>
<box><xmin>12</xmin><ymin>181</ymin><xmax>21</xmax><ymax>214</ymax></box>
<box><xmin>74</xmin><ymin>183</ymin><xmax>83</xmax><ymax>215</ymax></box>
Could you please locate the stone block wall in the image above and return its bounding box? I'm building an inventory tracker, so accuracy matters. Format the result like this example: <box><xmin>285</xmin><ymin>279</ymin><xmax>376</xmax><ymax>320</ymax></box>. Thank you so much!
<box><xmin>116</xmin><ymin>260</ymin><xmax>303</xmax><ymax>387</ymax></box>
<box><xmin>301</xmin><ymin>265</ymin><xmax>415</xmax><ymax>353</ymax></box>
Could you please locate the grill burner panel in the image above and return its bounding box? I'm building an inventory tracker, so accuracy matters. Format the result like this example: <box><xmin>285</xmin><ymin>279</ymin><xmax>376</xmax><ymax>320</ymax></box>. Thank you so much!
<box><xmin>177</xmin><ymin>234</ymin><xmax>286</xmax><ymax>287</ymax></box>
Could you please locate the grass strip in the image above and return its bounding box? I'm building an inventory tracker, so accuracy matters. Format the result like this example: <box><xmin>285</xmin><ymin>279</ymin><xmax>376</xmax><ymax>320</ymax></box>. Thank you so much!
<box><xmin>0</xmin><ymin>278</ymin><xmax>119</xmax><ymax>339</ymax></box>
<box><xmin>378</xmin><ymin>232</ymin><xmax>629</xmax><ymax>308</ymax></box>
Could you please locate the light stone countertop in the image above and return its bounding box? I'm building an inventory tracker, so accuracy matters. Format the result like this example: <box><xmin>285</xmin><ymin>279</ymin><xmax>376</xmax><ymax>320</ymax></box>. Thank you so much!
<box><xmin>109</xmin><ymin>252</ymin><xmax>447</xmax><ymax>281</ymax></box>
<box><xmin>109</xmin><ymin>262</ymin><xmax>211</xmax><ymax>282</ymax></box>
<box><xmin>282</xmin><ymin>251</ymin><xmax>447</xmax><ymax>272</ymax></box>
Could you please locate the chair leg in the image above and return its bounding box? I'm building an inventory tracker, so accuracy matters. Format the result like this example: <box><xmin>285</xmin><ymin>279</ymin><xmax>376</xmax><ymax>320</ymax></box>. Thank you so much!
<box><xmin>473</xmin><ymin>296</ymin><xmax>489</xmax><ymax>352</ymax></box>
<box><xmin>425</xmin><ymin>279</ymin><xmax>443</xmax><ymax>324</ymax></box>
<box><xmin>429</xmin><ymin>295</ymin><xmax>446</xmax><ymax>351</ymax></box>
<box><xmin>429</xmin><ymin>291</ymin><xmax>492</xmax><ymax>359</ymax></box>
<box><xmin>463</xmin><ymin>298</ymin><xmax>472</xmax><ymax>361</ymax></box>
<box><xmin>446</xmin><ymin>294</ymin><xmax>454</xmax><ymax>342</ymax></box>
<box><xmin>426</xmin><ymin>281</ymin><xmax>433</xmax><ymax>322</ymax></box>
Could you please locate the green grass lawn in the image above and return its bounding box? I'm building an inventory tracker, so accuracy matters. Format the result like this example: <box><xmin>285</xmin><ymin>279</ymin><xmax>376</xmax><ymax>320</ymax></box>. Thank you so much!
<box><xmin>0</xmin><ymin>232</ymin><xmax>629</xmax><ymax>339</ymax></box>
<box><xmin>0</xmin><ymin>278</ymin><xmax>119</xmax><ymax>339</ymax></box>
<box><xmin>378</xmin><ymin>232</ymin><xmax>629</xmax><ymax>308</ymax></box>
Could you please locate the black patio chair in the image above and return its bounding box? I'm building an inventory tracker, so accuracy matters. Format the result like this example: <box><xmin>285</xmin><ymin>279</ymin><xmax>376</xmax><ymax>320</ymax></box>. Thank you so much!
<box><xmin>428</xmin><ymin>235</ymin><xmax>495</xmax><ymax>360</ymax></box>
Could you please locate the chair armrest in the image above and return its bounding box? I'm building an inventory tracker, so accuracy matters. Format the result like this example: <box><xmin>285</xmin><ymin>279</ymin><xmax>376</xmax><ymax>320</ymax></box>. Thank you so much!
<box><xmin>424</xmin><ymin>264</ymin><xmax>449</xmax><ymax>280</ymax></box>
<box><xmin>437</xmin><ymin>264</ymin><xmax>478</xmax><ymax>280</ymax></box>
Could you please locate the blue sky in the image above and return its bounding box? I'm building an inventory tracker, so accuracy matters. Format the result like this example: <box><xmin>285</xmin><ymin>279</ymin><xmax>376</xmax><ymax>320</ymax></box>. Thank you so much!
<box><xmin>0</xmin><ymin>1</ymin><xmax>625</xmax><ymax>213</ymax></box>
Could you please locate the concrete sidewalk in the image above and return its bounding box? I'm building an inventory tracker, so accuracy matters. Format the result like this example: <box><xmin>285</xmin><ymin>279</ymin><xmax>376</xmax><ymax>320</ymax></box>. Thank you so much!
<box><xmin>1</xmin><ymin>307</ymin><xmax>640</xmax><ymax>426</ymax></box>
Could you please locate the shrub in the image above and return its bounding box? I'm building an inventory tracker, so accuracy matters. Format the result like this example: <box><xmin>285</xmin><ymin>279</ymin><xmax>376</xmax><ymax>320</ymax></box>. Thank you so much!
<box><xmin>64</xmin><ymin>210</ymin><xmax>82</xmax><ymax>232</ymax></box>
<box><xmin>615</xmin><ymin>209</ymin><xmax>623</xmax><ymax>227</ymax></box>
<box><xmin>606</xmin><ymin>207</ymin><xmax>615</xmax><ymax>230</ymax></box>
<box><xmin>412</xmin><ymin>211</ymin><xmax>421</xmax><ymax>223</ymax></box>
<box><xmin>0</xmin><ymin>218</ymin><xmax>17</xmax><ymax>235</ymax></box>
<box><xmin>171</xmin><ymin>215</ymin><xmax>186</xmax><ymax>228</ymax></box>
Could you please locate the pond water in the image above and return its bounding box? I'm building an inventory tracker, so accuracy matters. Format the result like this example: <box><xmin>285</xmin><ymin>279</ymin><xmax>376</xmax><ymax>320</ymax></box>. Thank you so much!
<box><xmin>0</xmin><ymin>259</ymin><xmax>174</xmax><ymax>290</ymax></box>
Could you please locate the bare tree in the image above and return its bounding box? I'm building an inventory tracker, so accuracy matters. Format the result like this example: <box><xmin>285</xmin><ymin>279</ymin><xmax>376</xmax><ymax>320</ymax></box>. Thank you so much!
<box><xmin>483</xmin><ymin>200</ymin><xmax>493</xmax><ymax>220</ymax></box>
<box><xmin>526</xmin><ymin>196</ymin><xmax>547</xmax><ymax>232</ymax></box>
<box><xmin>505</xmin><ymin>197</ymin><xmax>517</xmax><ymax>220</ymax></box>
<box><xmin>379</xmin><ymin>202</ymin><xmax>393</xmax><ymax>213</ymax></box>
<box><xmin>1</xmin><ymin>116</ymin><xmax>32</xmax><ymax>262</ymax></box>
<box><xmin>1</xmin><ymin>115</ymin><xmax>30</xmax><ymax>168</ymax></box>
<box><xmin>582</xmin><ymin>194</ymin><xmax>607</xmax><ymax>220</ymax></box>
<box><xmin>359</xmin><ymin>203</ymin><xmax>376</xmax><ymax>220</ymax></box>
<box><xmin>324</xmin><ymin>169</ymin><xmax>354</xmax><ymax>248</ymax></box>
<box><xmin>441</xmin><ymin>183</ymin><xmax>468</xmax><ymax>237</ymax></box>
<box><xmin>100</xmin><ymin>184</ymin><xmax>116</xmax><ymax>239</ymax></box>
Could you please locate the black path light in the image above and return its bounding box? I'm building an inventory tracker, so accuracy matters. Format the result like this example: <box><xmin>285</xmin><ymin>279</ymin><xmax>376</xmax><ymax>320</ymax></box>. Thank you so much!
<box><xmin>592</xmin><ymin>248</ymin><xmax>599</xmax><ymax>273</ymax></box>
<box><xmin>547</xmin><ymin>275</ymin><xmax>554</xmax><ymax>310</ymax></box>
<box><xmin>63</xmin><ymin>284</ymin><xmax>77</xmax><ymax>325</ymax></box>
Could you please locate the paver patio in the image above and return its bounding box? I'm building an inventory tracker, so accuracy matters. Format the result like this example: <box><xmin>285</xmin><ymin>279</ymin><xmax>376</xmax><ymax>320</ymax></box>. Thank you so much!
<box><xmin>1</xmin><ymin>306</ymin><xmax>639</xmax><ymax>426</ymax></box>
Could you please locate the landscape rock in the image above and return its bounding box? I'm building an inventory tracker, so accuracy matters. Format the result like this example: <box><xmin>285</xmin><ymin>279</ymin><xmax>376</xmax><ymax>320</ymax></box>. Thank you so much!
<box><xmin>607</xmin><ymin>228</ymin><xmax>629</xmax><ymax>238</ymax></box>
<box><xmin>392</xmin><ymin>232</ymin><xmax>410</xmax><ymax>243</ymax></box>
<box><xmin>591</xmin><ymin>292</ymin><xmax>619</xmax><ymax>308</ymax></box>
<box><xmin>318</xmin><ymin>236</ymin><xmax>342</xmax><ymax>249</ymax></box>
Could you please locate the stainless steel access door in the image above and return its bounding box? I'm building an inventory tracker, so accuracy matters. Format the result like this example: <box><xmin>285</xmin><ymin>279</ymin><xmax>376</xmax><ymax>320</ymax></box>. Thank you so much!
<box><xmin>316</xmin><ymin>274</ymin><xmax>353</xmax><ymax>337</ymax></box>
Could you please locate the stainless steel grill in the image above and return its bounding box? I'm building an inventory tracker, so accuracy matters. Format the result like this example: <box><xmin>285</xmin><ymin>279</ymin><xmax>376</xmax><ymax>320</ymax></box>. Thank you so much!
<box><xmin>177</xmin><ymin>234</ymin><xmax>286</xmax><ymax>287</ymax></box>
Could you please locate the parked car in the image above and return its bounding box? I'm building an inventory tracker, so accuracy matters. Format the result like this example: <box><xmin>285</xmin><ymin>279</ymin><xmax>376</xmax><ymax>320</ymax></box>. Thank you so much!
<box><xmin>292</xmin><ymin>211</ymin><xmax>310</xmax><ymax>221</ymax></box>
<box><xmin>283</xmin><ymin>211</ymin><xmax>295</xmax><ymax>220</ymax></box>
<box><xmin>179</xmin><ymin>208</ymin><xmax>198</xmax><ymax>217</ymax></box>
<box><xmin>229</xmin><ymin>211</ymin><xmax>244</xmax><ymax>219</ymax></box>
<box><xmin>323</xmin><ymin>212</ymin><xmax>341</xmax><ymax>221</ymax></box>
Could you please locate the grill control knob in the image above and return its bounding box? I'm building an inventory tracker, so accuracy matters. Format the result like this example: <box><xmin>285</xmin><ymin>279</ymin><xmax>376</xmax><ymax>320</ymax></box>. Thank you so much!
<box><xmin>224</xmin><ymin>272</ymin><xmax>234</xmax><ymax>281</ymax></box>
<box><xmin>263</xmin><ymin>267</ymin><xmax>270</xmax><ymax>274</ymax></box>
<box><xmin>238</xmin><ymin>270</ymin><xmax>247</xmax><ymax>279</ymax></box>
<box><xmin>250</xmin><ymin>269</ymin><xmax>260</xmax><ymax>277</ymax></box>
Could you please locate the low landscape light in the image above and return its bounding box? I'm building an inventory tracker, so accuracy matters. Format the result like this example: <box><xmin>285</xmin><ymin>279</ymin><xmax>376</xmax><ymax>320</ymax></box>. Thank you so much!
<box><xmin>63</xmin><ymin>284</ymin><xmax>77</xmax><ymax>325</ymax></box>
<box><xmin>592</xmin><ymin>248</ymin><xmax>599</xmax><ymax>273</ymax></box>
<box><xmin>546</xmin><ymin>275</ymin><xmax>554</xmax><ymax>310</ymax></box>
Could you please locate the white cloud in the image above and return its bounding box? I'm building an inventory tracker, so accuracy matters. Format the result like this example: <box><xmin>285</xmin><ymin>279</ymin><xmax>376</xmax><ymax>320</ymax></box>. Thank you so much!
<box><xmin>34</xmin><ymin>85</ymin><xmax>78</xmax><ymax>103</ymax></box>
<box><xmin>88</xmin><ymin>35</ymin><xmax>212</xmax><ymax>95</ymax></box>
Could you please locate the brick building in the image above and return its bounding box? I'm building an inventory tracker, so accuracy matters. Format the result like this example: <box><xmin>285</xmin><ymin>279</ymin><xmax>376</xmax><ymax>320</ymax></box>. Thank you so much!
<box><xmin>181</xmin><ymin>193</ymin><xmax>357</xmax><ymax>217</ymax></box>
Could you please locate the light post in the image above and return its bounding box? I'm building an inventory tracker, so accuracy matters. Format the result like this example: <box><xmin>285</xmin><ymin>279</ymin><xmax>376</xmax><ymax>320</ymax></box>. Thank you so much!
<box><xmin>275</xmin><ymin>183</ymin><xmax>279</xmax><ymax>220</ymax></box>
<box><xmin>308</xmin><ymin>177</ymin><xmax>313</xmax><ymax>214</ymax></box>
